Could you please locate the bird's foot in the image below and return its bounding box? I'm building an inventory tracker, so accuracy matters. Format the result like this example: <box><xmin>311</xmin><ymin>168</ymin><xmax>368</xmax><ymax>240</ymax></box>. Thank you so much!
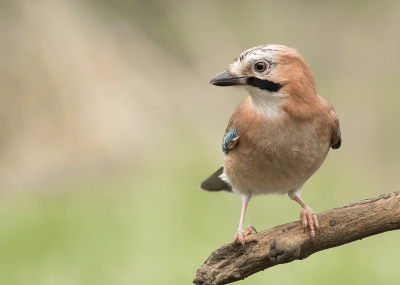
<box><xmin>300</xmin><ymin>206</ymin><xmax>320</xmax><ymax>241</ymax></box>
<box><xmin>233</xmin><ymin>225</ymin><xmax>257</xmax><ymax>246</ymax></box>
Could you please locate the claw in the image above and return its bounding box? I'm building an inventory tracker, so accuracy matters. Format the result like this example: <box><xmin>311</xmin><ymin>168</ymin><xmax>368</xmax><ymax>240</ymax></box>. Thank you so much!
<box><xmin>233</xmin><ymin>225</ymin><xmax>257</xmax><ymax>246</ymax></box>
<box><xmin>233</xmin><ymin>231</ymin><xmax>246</xmax><ymax>246</ymax></box>
<box><xmin>300</xmin><ymin>206</ymin><xmax>320</xmax><ymax>241</ymax></box>
<box><xmin>245</xmin><ymin>225</ymin><xmax>257</xmax><ymax>235</ymax></box>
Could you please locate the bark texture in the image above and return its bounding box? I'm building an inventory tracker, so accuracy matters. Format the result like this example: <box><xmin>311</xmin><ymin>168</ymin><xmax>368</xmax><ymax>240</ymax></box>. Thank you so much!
<box><xmin>193</xmin><ymin>191</ymin><xmax>400</xmax><ymax>285</ymax></box>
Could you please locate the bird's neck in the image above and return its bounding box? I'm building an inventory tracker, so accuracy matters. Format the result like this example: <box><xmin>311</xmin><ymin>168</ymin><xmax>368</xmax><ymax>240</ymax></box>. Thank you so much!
<box><xmin>281</xmin><ymin>84</ymin><xmax>321</xmax><ymax>120</ymax></box>
<box><xmin>244</xmin><ymin>86</ymin><xmax>288</xmax><ymax>120</ymax></box>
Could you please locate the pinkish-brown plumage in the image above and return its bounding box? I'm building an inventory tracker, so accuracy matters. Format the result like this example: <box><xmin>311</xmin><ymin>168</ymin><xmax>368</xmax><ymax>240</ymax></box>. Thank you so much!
<box><xmin>201</xmin><ymin>44</ymin><xmax>341</xmax><ymax>245</ymax></box>
<box><xmin>224</xmin><ymin>96</ymin><xmax>333</xmax><ymax>196</ymax></box>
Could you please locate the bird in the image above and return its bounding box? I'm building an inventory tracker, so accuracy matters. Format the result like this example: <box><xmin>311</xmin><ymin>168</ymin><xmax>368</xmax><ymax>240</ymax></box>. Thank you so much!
<box><xmin>200</xmin><ymin>44</ymin><xmax>341</xmax><ymax>246</ymax></box>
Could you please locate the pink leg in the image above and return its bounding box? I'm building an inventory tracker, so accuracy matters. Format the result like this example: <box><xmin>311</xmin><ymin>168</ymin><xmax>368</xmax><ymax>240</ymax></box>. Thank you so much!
<box><xmin>233</xmin><ymin>197</ymin><xmax>257</xmax><ymax>245</ymax></box>
<box><xmin>294</xmin><ymin>196</ymin><xmax>320</xmax><ymax>240</ymax></box>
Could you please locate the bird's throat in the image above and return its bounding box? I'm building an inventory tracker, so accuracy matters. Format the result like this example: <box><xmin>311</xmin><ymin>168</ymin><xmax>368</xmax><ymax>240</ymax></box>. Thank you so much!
<box><xmin>245</xmin><ymin>86</ymin><xmax>288</xmax><ymax>120</ymax></box>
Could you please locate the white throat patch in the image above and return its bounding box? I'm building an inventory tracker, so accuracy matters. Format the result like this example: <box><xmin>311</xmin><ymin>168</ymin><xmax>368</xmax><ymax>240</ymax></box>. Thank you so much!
<box><xmin>244</xmin><ymin>86</ymin><xmax>288</xmax><ymax>119</ymax></box>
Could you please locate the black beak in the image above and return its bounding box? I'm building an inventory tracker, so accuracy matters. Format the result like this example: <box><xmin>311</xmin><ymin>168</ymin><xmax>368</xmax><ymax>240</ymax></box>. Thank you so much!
<box><xmin>210</xmin><ymin>70</ymin><xmax>248</xmax><ymax>86</ymax></box>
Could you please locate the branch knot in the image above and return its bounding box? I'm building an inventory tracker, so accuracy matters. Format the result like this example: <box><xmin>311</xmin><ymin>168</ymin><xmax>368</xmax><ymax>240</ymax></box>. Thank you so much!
<box><xmin>269</xmin><ymin>237</ymin><xmax>301</xmax><ymax>264</ymax></box>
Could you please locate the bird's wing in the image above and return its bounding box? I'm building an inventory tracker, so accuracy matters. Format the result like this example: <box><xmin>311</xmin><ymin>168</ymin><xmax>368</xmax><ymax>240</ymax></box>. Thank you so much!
<box><xmin>319</xmin><ymin>95</ymin><xmax>342</xmax><ymax>149</ymax></box>
<box><xmin>222</xmin><ymin>98</ymin><xmax>249</xmax><ymax>153</ymax></box>
<box><xmin>222</xmin><ymin>128</ymin><xmax>240</xmax><ymax>154</ymax></box>
<box><xmin>199</xmin><ymin>166</ymin><xmax>232</xmax><ymax>192</ymax></box>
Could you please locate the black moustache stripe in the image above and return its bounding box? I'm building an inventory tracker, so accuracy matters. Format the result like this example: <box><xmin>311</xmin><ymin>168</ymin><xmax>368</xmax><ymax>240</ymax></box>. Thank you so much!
<box><xmin>247</xmin><ymin>77</ymin><xmax>282</xmax><ymax>92</ymax></box>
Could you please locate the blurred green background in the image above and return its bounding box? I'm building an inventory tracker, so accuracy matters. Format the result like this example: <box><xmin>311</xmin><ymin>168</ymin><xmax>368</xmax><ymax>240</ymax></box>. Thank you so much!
<box><xmin>0</xmin><ymin>0</ymin><xmax>400</xmax><ymax>284</ymax></box>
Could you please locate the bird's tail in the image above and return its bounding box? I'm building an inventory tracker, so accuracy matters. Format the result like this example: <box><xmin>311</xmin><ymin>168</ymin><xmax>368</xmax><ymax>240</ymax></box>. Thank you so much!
<box><xmin>199</xmin><ymin>166</ymin><xmax>232</xmax><ymax>192</ymax></box>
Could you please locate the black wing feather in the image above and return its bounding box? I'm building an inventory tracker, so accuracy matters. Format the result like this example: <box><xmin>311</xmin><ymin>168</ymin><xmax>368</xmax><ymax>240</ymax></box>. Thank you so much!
<box><xmin>332</xmin><ymin>128</ymin><xmax>342</xmax><ymax>150</ymax></box>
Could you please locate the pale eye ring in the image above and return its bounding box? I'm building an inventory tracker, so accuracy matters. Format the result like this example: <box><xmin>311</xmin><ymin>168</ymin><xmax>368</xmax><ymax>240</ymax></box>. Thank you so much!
<box><xmin>255</xmin><ymin>62</ymin><xmax>267</xmax><ymax>72</ymax></box>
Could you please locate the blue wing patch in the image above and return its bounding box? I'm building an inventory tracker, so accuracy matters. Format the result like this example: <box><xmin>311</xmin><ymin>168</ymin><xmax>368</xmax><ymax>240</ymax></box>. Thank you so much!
<box><xmin>222</xmin><ymin>129</ymin><xmax>239</xmax><ymax>154</ymax></box>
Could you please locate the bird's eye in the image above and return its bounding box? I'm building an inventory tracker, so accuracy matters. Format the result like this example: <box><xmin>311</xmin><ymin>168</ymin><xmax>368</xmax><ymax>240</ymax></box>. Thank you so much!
<box><xmin>255</xmin><ymin>62</ymin><xmax>267</xmax><ymax>72</ymax></box>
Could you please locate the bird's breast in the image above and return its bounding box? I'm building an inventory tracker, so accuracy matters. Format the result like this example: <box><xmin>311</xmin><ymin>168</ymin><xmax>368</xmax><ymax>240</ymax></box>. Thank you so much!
<box><xmin>224</xmin><ymin>115</ymin><xmax>331</xmax><ymax>196</ymax></box>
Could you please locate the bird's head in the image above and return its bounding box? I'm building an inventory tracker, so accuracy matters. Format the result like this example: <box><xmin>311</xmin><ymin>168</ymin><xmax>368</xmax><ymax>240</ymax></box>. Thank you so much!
<box><xmin>210</xmin><ymin>45</ymin><xmax>318</xmax><ymax>119</ymax></box>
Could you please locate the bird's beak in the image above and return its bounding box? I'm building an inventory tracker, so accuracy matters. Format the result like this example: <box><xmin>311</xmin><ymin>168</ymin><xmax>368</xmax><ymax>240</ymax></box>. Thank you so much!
<box><xmin>210</xmin><ymin>70</ymin><xmax>248</xmax><ymax>86</ymax></box>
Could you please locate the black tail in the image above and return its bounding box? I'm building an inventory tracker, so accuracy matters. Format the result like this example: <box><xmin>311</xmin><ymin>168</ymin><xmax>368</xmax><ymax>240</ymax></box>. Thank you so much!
<box><xmin>199</xmin><ymin>166</ymin><xmax>232</xmax><ymax>192</ymax></box>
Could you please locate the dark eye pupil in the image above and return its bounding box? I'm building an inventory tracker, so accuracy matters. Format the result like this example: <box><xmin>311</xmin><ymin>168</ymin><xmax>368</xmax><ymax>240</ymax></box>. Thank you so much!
<box><xmin>256</xmin><ymin>62</ymin><xmax>266</xmax><ymax>71</ymax></box>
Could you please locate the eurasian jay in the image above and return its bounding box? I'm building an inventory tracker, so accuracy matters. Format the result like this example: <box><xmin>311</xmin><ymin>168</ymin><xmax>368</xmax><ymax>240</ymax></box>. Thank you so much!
<box><xmin>200</xmin><ymin>45</ymin><xmax>341</xmax><ymax>245</ymax></box>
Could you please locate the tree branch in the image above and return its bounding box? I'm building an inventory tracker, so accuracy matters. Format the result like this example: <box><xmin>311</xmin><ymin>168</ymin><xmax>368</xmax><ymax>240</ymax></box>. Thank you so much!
<box><xmin>193</xmin><ymin>191</ymin><xmax>400</xmax><ymax>285</ymax></box>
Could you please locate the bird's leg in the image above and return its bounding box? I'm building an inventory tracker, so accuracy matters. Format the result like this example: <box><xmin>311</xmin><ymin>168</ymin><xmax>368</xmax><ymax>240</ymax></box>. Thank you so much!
<box><xmin>233</xmin><ymin>195</ymin><xmax>257</xmax><ymax>246</ymax></box>
<box><xmin>293</xmin><ymin>196</ymin><xmax>320</xmax><ymax>240</ymax></box>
